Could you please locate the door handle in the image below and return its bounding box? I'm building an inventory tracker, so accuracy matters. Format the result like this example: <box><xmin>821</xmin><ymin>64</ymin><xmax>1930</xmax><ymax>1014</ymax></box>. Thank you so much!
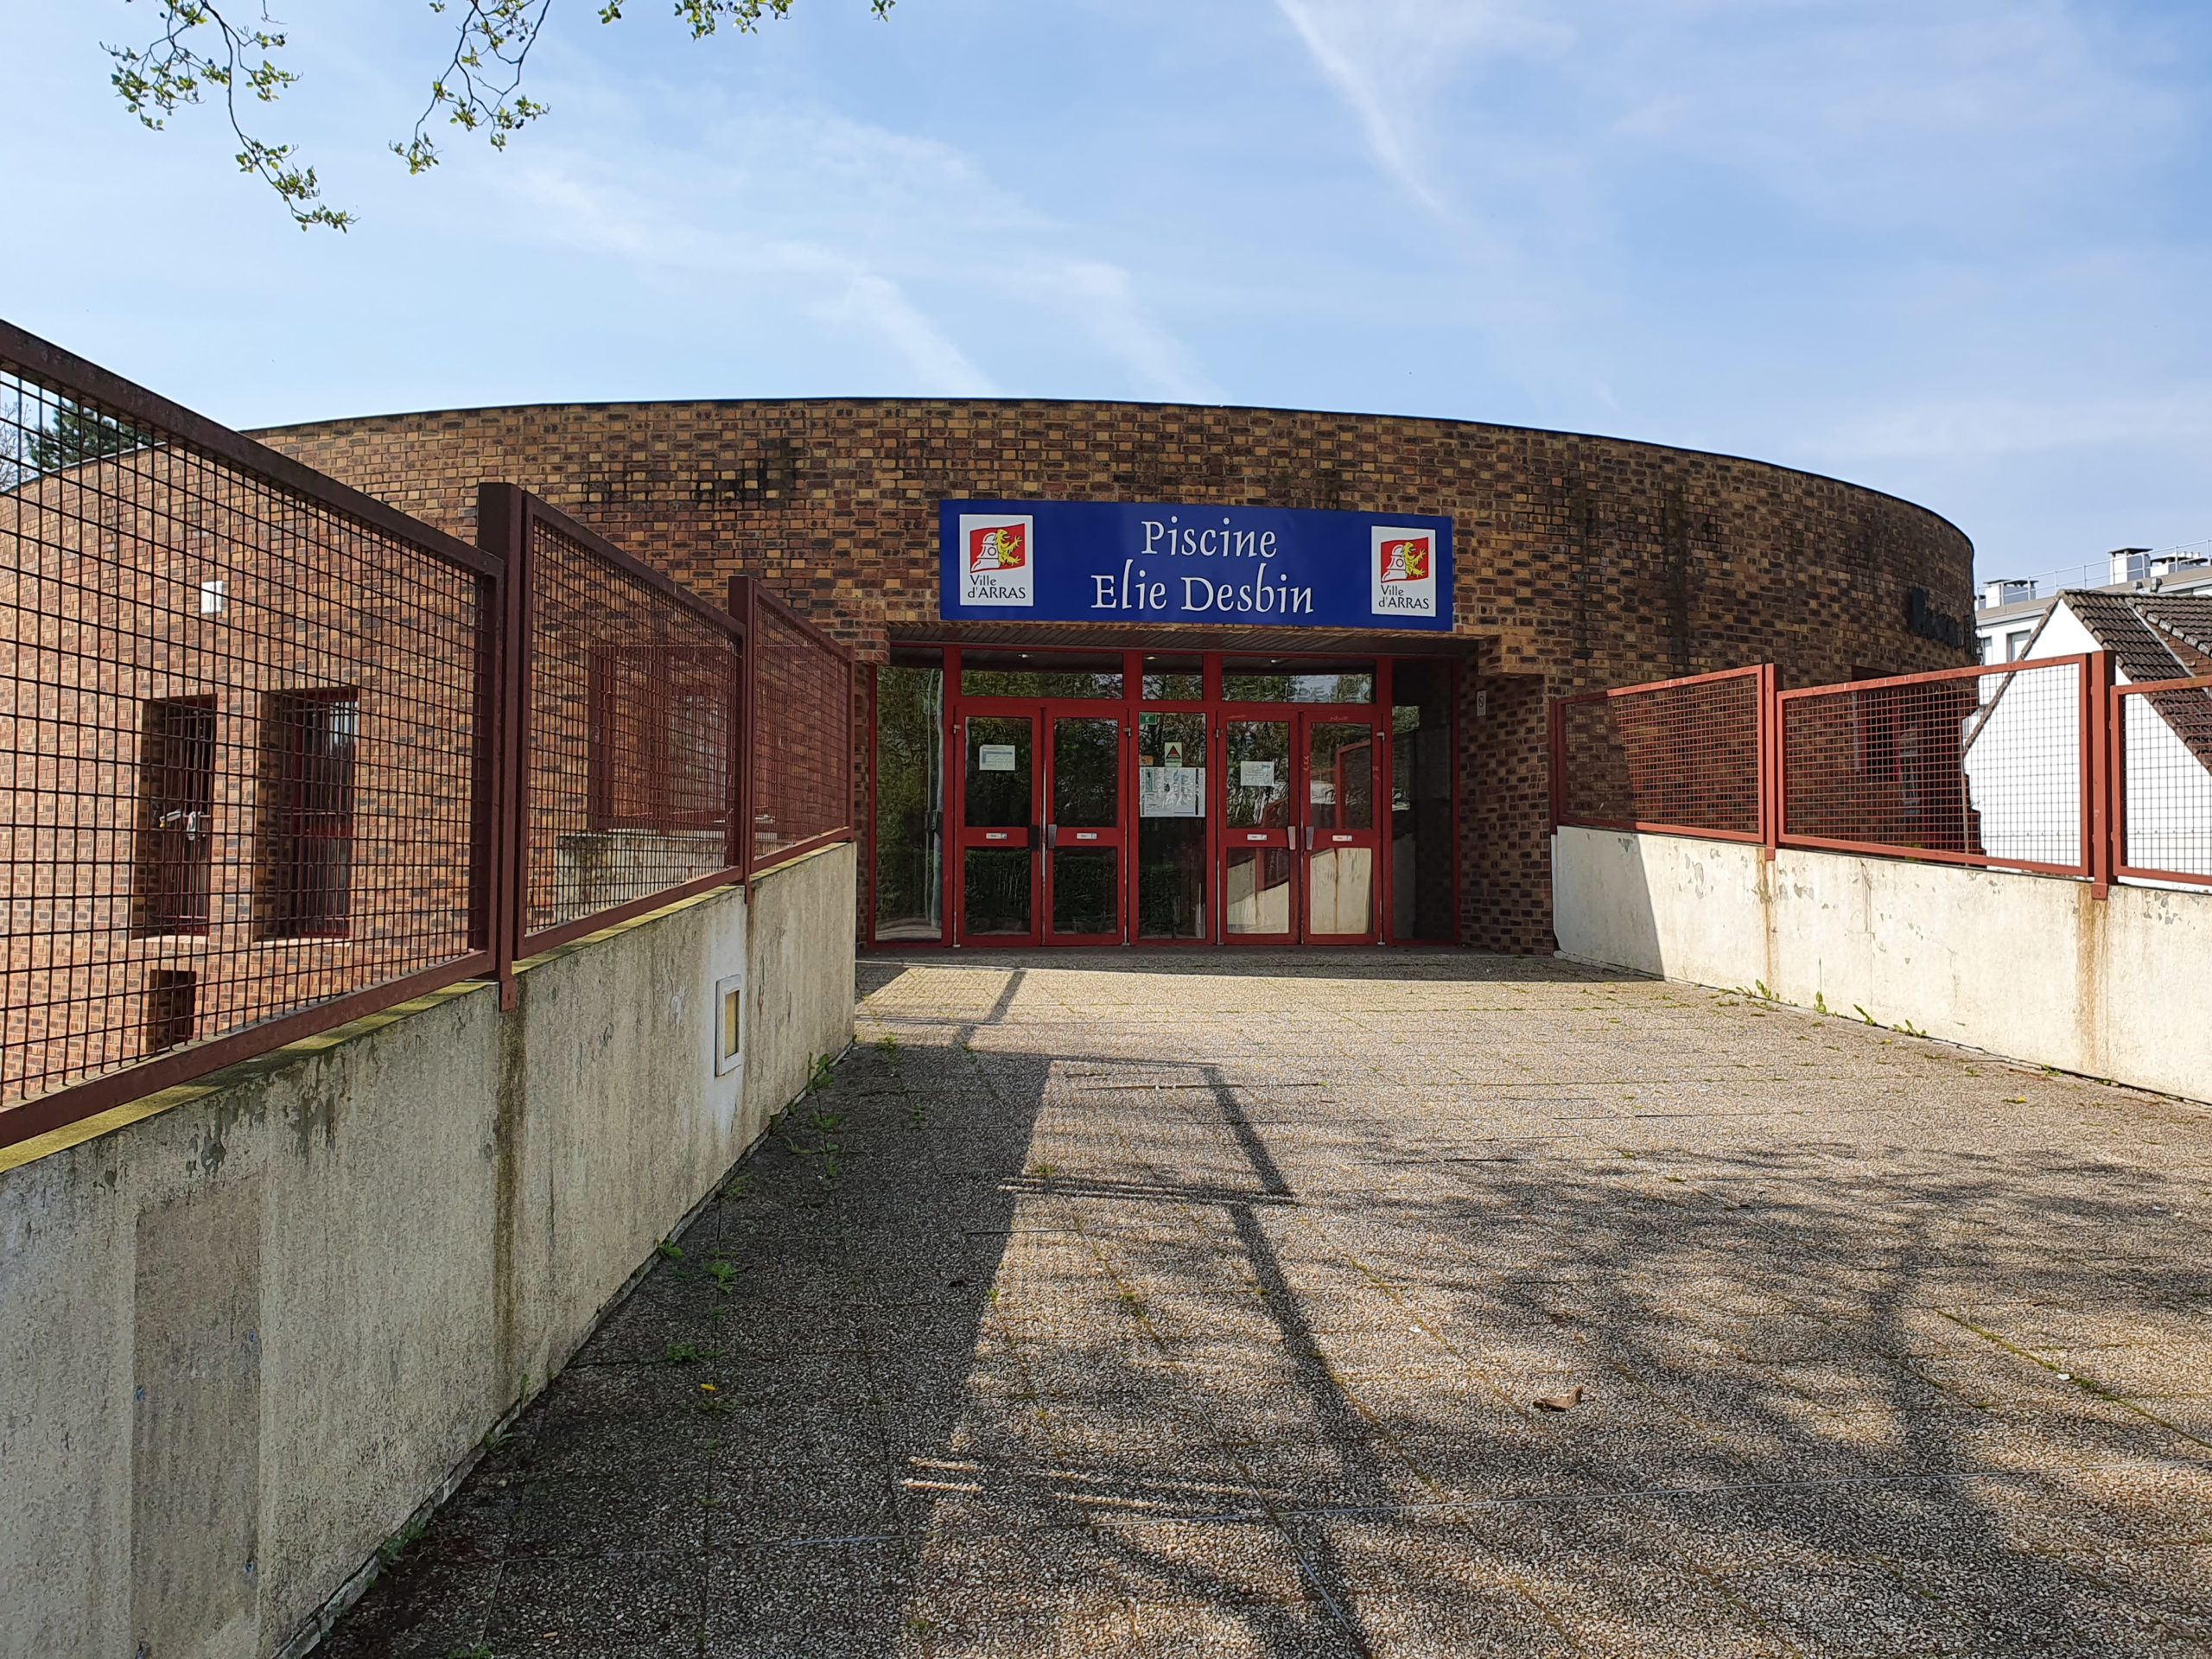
<box><xmin>1046</xmin><ymin>823</ymin><xmax>1058</xmax><ymax>849</ymax></box>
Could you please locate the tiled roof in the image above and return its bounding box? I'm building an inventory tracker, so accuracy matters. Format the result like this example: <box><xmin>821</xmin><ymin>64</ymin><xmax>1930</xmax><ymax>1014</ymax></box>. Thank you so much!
<box><xmin>2062</xmin><ymin>592</ymin><xmax>2212</xmax><ymax>772</ymax></box>
<box><xmin>2062</xmin><ymin>591</ymin><xmax>2212</xmax><ymax>685</ymax></box>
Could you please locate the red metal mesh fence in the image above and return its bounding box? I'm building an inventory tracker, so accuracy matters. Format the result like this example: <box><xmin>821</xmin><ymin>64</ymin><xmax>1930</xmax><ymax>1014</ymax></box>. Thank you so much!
<box><xmin>1551</xmin><ymin>668</ymin><xmax>1765</xmax><ymax>841</ymax></box>
<box><xmin>748</xmin><ymin>594</ymin><xmax>854</xmax><ymax>871</ymax></box>
<box><xmin>1779</xmin><ymin>658</ymin><xmax>2087</xmax><ymax>875</ymax></box>
<box><xmin>524</xmin><ymin>512</ymin><xmax>740</xmax><ymax>944</ymax></box>
<box><xmin>2117</xmin><ymin>677</ymin><xmax>2212</xmax><ymax>887</ymax></box>
<box><xmin>1</xmin><ymin>340</ymin><xmax>490</xmax><ymax>1128</ymax></box>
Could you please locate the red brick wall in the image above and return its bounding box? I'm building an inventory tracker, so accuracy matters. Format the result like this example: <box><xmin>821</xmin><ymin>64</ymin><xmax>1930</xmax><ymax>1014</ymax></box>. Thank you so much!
<box><xmin>257</xmin><ymin>400</ymin><xmax>1978</xmax><ymax>951</ymax></box>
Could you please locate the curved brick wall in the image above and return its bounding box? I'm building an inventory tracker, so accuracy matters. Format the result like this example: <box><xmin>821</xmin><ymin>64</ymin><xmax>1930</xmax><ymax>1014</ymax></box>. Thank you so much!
<box><xmin>255</xmin><ymin>400</ymin><xmax>1976</xmax><ymax>950</ymax></box>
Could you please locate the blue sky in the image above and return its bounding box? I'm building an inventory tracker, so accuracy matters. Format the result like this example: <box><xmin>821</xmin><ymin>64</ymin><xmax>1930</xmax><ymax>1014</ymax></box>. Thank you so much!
<box><xmin>7</xmin><ymin>0</ymin><xmax>2209</xmax><ymax>582</ymax></box>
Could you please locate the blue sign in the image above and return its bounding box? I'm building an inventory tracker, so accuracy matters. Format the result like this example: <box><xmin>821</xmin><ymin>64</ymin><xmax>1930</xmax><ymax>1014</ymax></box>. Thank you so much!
<box><xmin>938</xmin><ymin>500</ymin><xmax>1454</xmax><ymax>632</ymax></box>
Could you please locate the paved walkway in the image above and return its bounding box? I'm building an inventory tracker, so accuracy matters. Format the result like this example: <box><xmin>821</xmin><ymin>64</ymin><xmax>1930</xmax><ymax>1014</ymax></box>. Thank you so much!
<box><xmin>332</xmin><ymin>952</ymin><xmax>2212</xmax><ymax>1657</ymax></box>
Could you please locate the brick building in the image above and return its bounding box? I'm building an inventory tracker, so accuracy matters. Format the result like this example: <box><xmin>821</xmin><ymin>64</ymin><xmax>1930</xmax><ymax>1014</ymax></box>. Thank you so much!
<box><xmin>254</xmin><ymin>399</ymin><xmax>1975</xmax><ymax>954</ymax></box>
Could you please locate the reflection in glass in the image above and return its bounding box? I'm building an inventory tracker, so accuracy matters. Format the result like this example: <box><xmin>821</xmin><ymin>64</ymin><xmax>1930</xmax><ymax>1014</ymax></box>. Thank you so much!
<box><xmin>1052</xmin><ymin>718</ymin><xmax>1119</xmax><ymax>828</ymax></box>
<box><xmin>1223</xmin><ymin>658</ymin><xmax>1374</xmax><ymax>703</ymax></box>
<box><xmin>1052</xmin><ymin>850</ymin><xmax>1116</xmax><ymax>936</ymax></box>
<box><xmin>962</xmin><ymin>651</ymin><xmax>1122</xmax><ymax>699</ymax></box>
<box><xmin>1389</xmin><ymin>660</ymin><xmax>1455</xmax><ymax>941</ymax></box>
<box><xmin>964</xmin><ymin>849</ymin><xmax>1031</xmax><ymax>935</ymax></box>
<box><xmin>1142</xmin><ymin>655</ymin><xmax>1205</xmax><ymax>702</ymax></box>
<box><xmin>1308</xmin><ymin>849</ymin><xmax>1374</xmax><ymax>936</ymax></box>
<box><xmin>964</xmin><ymin>716</ymin><xmax>1033</xmax><ymax>827</ymax></box>
<box><xmin>1224</xmin><ymin>721</ymin><xmax>1291</xmax><ymax>828</ymax></box>
<box><xmin>1306</xmin><ymin>723</ymin><xmax>1376</xmax><ymax>831</ymax></box>
<box><xmin>1224</xmin><ymin>847</ymin><xmax>1293</xmax><ymax>936</ymax></box>
<box><xmin>873</xmin><ymin>664</ymin><xmax>944</xmax><ymax>940</ymax></box>
<box><xmin>1138</xmin><ymin>712</ymin><xmax>1206</xmax><ymax>938</ymax></box>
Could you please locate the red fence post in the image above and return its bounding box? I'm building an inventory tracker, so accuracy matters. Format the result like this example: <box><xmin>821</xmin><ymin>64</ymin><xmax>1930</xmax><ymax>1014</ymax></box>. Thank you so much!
<box><xmin>477</xmin><ymin>484</ymin><xmax>532</xmax><ymax>1007</ymax></box>
<box><xmin>1547</xmin><ymin>695</ymin><xmax>1567</xmax><ymax>831</ymax></box>
<box><xmin>2087</xmin><ymin>650</ymin><xmax>2115</xmax><ymax>900</ymax></box>
<box><xmin>1759</xmin><ymin>663</ymin><xmax>1780</xmax><ymax>861</ymax></box>
<box><xmin>728</xmin><ymin>575</ymin><xmax>759</xmax><ymax>886</ymax></box>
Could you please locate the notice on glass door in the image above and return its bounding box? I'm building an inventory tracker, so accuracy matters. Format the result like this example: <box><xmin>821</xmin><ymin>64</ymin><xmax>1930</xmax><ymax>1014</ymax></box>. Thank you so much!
<box><xmin>977</xmin><ymin>744</ymin><xmax>1017</xmax><ymax>772</ymax></box>
<box><xmin>1238</xmin><ymin>760</ymin><xmax>1276</xmax><ymax>788</ymax></box>
<box><xmin>1140</xmin><ymin>766</ymin><xmax>1204</xmax><ymax>818</ymax></box>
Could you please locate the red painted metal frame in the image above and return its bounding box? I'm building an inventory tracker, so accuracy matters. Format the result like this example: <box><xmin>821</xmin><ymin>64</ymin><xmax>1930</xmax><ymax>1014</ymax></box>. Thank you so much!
<box><xmin>730</xmin><ymin>575</ymin><xmax>859</xmax><ymax>881</ymax></box>
<box><xmin>2113</xmin><ymin>672</ymin><xmax>2212</xmax><ymax>890</ymax></box>
<box><xmin>864</xmin><ymin>645</ymin><xmax>1459</xmax><ymax>950</ymax></box>
<box><xmin>0</xmin><ymin>321</ymin><xmax>499</xmax><ymax>1151</ymax></box>
<box><xmin>1775</xmin><ymin>653</ymin><xmax>2097</xmax><ymax>880</ymax></box>
<box><xmin>493</xmin><ymin>489</ymin><xmax>748</xmax><ymax>967</ymax></box>
<box><xmin>1548</xmin><ymin>664</ymin><xmax>1770</xmax><ymax>845</ymax></box>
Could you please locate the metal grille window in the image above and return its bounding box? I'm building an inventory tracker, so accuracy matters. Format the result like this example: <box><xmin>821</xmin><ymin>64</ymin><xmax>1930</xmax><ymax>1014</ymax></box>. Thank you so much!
<box><xmin>257</xmin><ymin>690</ymin><xmax>360</xmax><ymax>939</ymax></box>
<box><xmin>1550</xmin><ymin>667</ymin><xmax>1768</xmax><ymax>842</ymax></box>
<box><xmin>143</xmin><ymin>969</ymin><xmax>198</xmax><ymax>1053</ymax></box>
<box><xmin>132</xmin><ymin>696</ymin><xmax>216</xmax><ymax>935</ymax></box>
<box><xmin>588</xmin><ymin>646</ymin><xmax>731</xmax><ymax>831</ymax></box>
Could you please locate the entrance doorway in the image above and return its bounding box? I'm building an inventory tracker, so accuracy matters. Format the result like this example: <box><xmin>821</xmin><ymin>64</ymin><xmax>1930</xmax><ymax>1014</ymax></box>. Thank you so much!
<box><xmin>870</xmin><ymin>648</ymin><xmax>1459</xmax><ymax>949</ymax></box>
<box><xmin>957</xmin><ymin>702</ymin><xmax>1127</xmax><ymax>945</ymax></box>
<box><xmin>1220</xmin><ymin>711</ymin><xmax>1381</xmax><ymax>944</ymax></box>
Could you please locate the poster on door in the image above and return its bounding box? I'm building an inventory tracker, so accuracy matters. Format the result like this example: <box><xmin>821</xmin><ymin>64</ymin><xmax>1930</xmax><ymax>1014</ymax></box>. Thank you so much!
<box><xmin>1139</xmin><ymin>766</ymin><xmax>1204</xmax><ymax>818</ymax></box>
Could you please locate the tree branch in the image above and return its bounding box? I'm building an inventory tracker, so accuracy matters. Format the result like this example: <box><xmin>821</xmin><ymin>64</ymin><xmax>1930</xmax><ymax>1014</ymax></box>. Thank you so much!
<box><xmin>107</xmin><ymin>2</ymin><xmax>353</xmax><ymax>231</ymax></box>
<box><xmin>105</xmin><ymin>0</ymin><xmax>899</xmax><ymax>230</ymax></box>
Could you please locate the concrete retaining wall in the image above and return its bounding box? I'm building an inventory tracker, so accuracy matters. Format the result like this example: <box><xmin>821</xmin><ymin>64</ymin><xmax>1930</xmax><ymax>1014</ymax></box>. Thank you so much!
<box><xmin>1553</xmin><ymin>826</ymin><xmax>2212</xmax><ymax>1105</ymax></box>
<box><xmin>0</xmin><ymin>844</ymin><xmax>856</xmax><ymax>1659</ymax></box>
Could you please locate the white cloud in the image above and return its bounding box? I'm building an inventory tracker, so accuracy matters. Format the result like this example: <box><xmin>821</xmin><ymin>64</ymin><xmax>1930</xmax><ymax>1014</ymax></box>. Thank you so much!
<box><xmin>506</xmin><ymin>163</ymin><xmax>1001</xmax><ymax>394</ymax></box>
<box><xmin>487</xmin><ymin>85</ymin><xmax>1217</xmax><ymax>400</ymax></box>
<box><xmin>1268</xmin><ymin>0</ymin><xmax>1569</xmax><ymax>222</ymax></box>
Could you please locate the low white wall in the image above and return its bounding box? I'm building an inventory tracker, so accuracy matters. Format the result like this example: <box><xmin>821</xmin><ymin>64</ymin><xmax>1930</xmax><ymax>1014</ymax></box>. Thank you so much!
<box><xmin>0</xmin><ymin>849</ymin><xmax>858</xmax><ymax>1659</ymax></box>
<box><xmin>1554</xmin><ymin>826</ymin><xmax>2212</xmax><ymax>1105</ymax></box>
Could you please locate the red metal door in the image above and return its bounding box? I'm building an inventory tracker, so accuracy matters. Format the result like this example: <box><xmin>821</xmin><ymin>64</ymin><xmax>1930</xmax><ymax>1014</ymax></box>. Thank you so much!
<box><xmin>1300</xmin><ymin>714</ymin><xmax>1382</xmax><ymax>944</ymax></box>
<box><xmin>1221</xmin><ymin>716</ymin><xmax>1296</xmax><ymax>944</ymax></box>
<box><xmin>955</xmin><ymin>710</ymin><xmax>1039</xmax><ymax>944</ymax></box>
<box><xmin>1042</xmin><ymin>705</ymin><xmax>1127</xmax><ymax>944</ymax></box>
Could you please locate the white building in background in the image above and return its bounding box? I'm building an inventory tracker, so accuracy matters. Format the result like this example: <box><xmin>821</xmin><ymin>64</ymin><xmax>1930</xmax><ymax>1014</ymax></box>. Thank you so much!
<box><xmin>1974</xmin><ymin>545</ymin><xmax>2212</xmax><ymax>666</ymax></box>
<box><xmin>1964</xmin><ymin>589</ymin><xmax>2212</xmax><ymax>880</ymax></box>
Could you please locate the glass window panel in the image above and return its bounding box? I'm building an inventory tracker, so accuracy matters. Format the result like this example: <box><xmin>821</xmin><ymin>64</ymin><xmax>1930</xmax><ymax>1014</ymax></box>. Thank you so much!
<box><xmin>1224</xmin><ymin>847</ymin><xmax>1293</xmax><ymax>936</ymax></box>
<box><xmin>1307</xmin><ymin>849</ymin><xmax>1375</xmax><ymax>936</ymax></box>
<box><xmin>964</xmin><ymin>716</ymin><xmax>1033</xmax><ymax>828</ymax></box>
<box><xmin>1224</xmin><ymin>721</ymin><xmax>1290</xmax><ymax>829</ymax></box>
<box><xmin>1389</xmin><ymin>660</ymin><xmax>1455</xmax><ymax>941</ymax></box>
<box><xmin>961</xmin><ymin>651</ymin><xmax>1122</xmax><ymax>700</ymax></box>
<box><xmin>1052</xmin><ymin>717</ymin><xmax>1120</xmax><ymax>829</ymax></box>
<box><xmin>873</xmin><ymin>664</ymin><xmax>944</xmax><ymax>941</ymax></box>
<box><xmin>1223</xmin><ymin>658</ymin><xmax>1374</xmax><ymax>704</ymax></box>
<box><xmin>963</xmin><ymin>849</ymin><xmax>1031</xmax><ymax>935</ymax></box>
<box><xmin>1306</xmin><ymin>723</ymin><xmax>1376</xmax><ymax>831</ymax></box>
<box><xmin>1138</xmin><ymin>712</ymin><xmax>1206</xmax><ymax>939</ymax></box>
<box><xmin>1051</xmin><ymin>849</ymin><xmax>1117</xmax><ymax>936</ymax></box>
<box><xmin>1142</xmin><ymin>655</ymin><xmax>1205</xmax><ymax>701</ymax></box>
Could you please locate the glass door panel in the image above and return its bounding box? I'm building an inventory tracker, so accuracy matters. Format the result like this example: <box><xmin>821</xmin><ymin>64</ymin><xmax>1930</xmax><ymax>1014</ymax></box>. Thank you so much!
<box><xmin>1224</xmin><ymin>719</ymin><xmax>1294</xmax><ymax>940</ymax></box>
<box><xmin>1046</xmin><ymin>712</ymin><xmax>1123</xmax><ymax>942</ymax></box>
<box><xmin>959</xmin><ymin>714</ymin><xmax>1036</xmax><ymax>940</ymax></box>
<box><xmin>1302</xmin><ymin>717</ymin><xmax>1379</xmax><ymax>942</ymax></box>
<box><xmin>1138</xmin><ymin>712</ymin><xmax>1207</xmax><ymax>940</ymax></box>
<box><xmin>873</xmin><ymin>662</ymin><xmax>944</xmax><ymax>942</ymax></box>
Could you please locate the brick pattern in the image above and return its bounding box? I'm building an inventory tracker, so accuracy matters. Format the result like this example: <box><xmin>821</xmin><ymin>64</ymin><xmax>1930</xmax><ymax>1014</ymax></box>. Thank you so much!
<box><xmin>1557</xmin><ymin>673</ymin><xmax>1764</xmax><ymax>838</ymax></box>
<box><xmin>0</xmin><ymin>446</ymin><xmax>481</xmax><ymax>1107</ymax></box>
<box><xmin>258</xmin><ymin>401</ymin><xmax>1978</xmax><ymax>951</ymax></box>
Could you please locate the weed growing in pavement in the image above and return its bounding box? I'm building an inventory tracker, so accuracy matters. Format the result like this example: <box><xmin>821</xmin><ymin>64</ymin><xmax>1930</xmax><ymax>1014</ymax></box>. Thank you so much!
<box><xmin>377</xmin><ymin>1514</ymin><xmax>429</xmax><ymax>1568</ymax></box>
<box><xmin>656</xmin><ymin>1238</ymin><xmax>684</xmax><ymax>1262</ymax></box>
<box><xmin>806</xmin><ymin>1052</ymin><xmax>836</xmax><ymax>1093</ymax></box>
<box><xmin>663</xmin><ymin>1341</ymin><xmax>707</xmax><ymax>1363</ymax></box>
<box><xmin>876</xmin><ymin>1033</ymin><xmax>899</xmax><ymax>1057</ymax></box>
<box><xmin>448</xmin><ymin>1647</ymin><xmax>494</xmax><ymax>1659</ymax></box>
<box><xmin>705</xmin><ymin>1260</ymin><xmax>740</xmax><ymax>1291</ymax></box>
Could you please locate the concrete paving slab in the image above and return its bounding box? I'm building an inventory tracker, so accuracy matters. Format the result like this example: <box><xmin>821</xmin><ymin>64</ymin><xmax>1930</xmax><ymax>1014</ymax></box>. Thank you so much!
<box><xmin>331</xmin><ymin>950</ymin><xmax>2212</xmax><ymax>1656</ymax></box>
